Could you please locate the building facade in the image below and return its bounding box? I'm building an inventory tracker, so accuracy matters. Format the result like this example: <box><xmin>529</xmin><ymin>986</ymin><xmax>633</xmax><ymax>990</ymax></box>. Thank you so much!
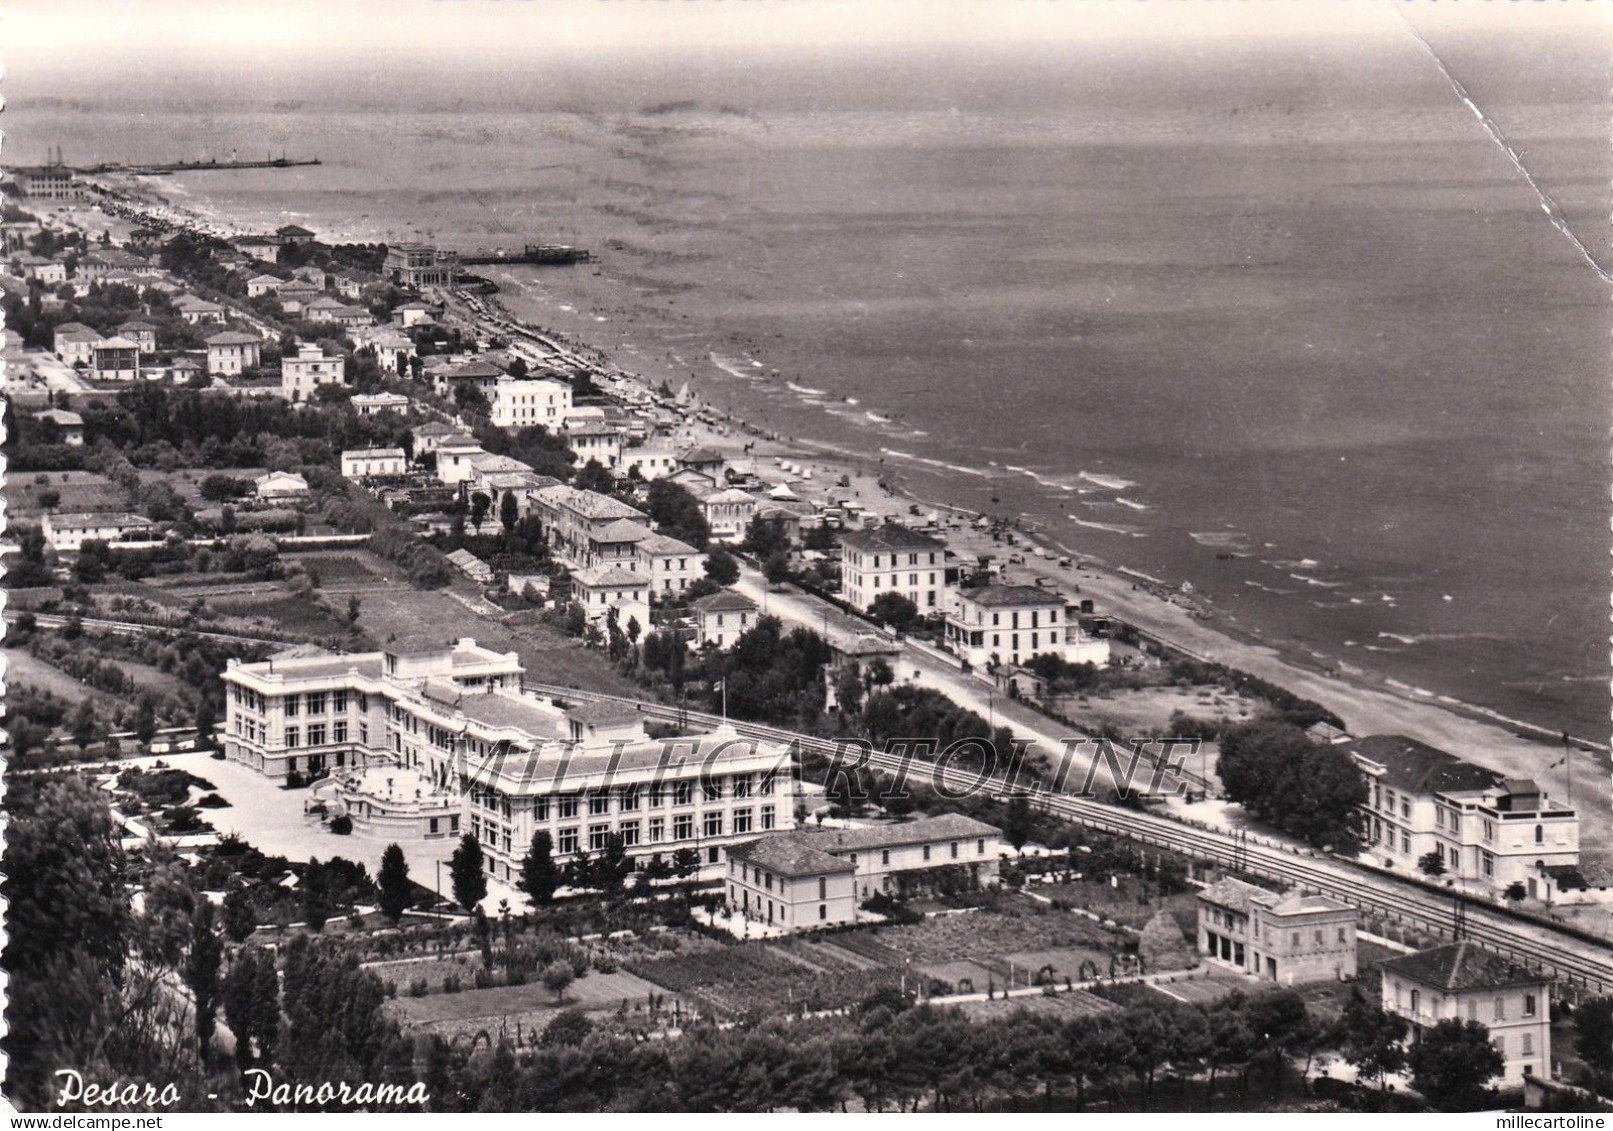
<box><xmin>205</xmin><ymin>331</ymin><xmax>262</xmax><ymax>376</ymax></box>
<box><xmin>281</xmin><ymin>344</ymin><xmax>346</xmax><ymax>402</ymax></box>
<box><xmin>945</xmin><ymin>584</ymin><xmax>1110</xmax><ymax>669</ymax></box>
<box><xmin>1197</xmin><ymin>877</ymin><xmax>1358</xmax><ymax>985</ymax></box>
<box><xmin>341</xmin><ymin>448</ymin><xmax>408</xmax><ymax>479</ymax></box>
<box><xmin>1379</xmin><ymin>943</ymin><xmax>1553</xmax><ymax>1088</ymax></box>
<box><xmin>491</xmin><ymin>377</ymin><xmax>572</xmax><ymax>429</ymax></box>
<box><xmin>223</xmin><ymin>639</ymin><xmax>799</xmax><ymax>882</ymax></box>
<box><xmin>840</xmin><ymin>525</ymin><xmax>950</xmax><ymax>614</ymax></box>
<box><xmin>385</xmin><ymin>243</ymin><xmax>458</xmax><ymax>288</ymax></box>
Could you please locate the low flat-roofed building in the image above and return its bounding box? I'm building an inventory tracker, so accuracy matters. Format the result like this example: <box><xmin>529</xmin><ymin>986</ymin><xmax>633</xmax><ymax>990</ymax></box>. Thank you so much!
<box><xmin>341</xmin><ymin>447</ymin><xmax>407</xmax><ymax>479</ymax></box>
<box><xmin>42</xmin><ymin>510</ymin><xmax>158</xmax><ymax>552</ymax></box>
<box><xmin>255</xmin><ymin>471</ymin><xmax>309</xmax><ymax>500</ymax></box>
<box><xmin>351</xmin><ymin>391</ymin><xmax>412</xmax><ymax>417</ymax></box>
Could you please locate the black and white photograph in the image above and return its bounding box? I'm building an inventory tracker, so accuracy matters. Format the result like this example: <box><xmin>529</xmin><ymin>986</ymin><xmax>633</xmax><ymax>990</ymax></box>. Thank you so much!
<box><xmin>2</xmin><ymin>0</ymin><xmax>1610</xmax><ymax>1116</ymax></box>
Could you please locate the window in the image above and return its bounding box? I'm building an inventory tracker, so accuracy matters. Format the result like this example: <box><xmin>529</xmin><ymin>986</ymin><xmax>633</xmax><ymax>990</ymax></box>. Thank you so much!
<box><xmin>307</xmin><ymin>693</ymin><xmax>326</xmax><ymax>715</ymax></box>
<box><xmin>1291</xmin><ymin>932</ymin><xmax>1300</xmax><ymax>948</ymax></box>
<box><xmin>761</xmin><ymin>805</ymin><xmax>776</xmax><ymax>831</ymax></box>
<box><xmin>649</xmin><ymin>818</ymin><xmax>665</xmax><ymax>843</ymax></box>
<box><xmin>620</xmin><ymin>821</ymin><xmax>640</xmax><ymax>847</ymax></box>
<box><xmin>1467</xmin><ymin>1001</ymin><xmax>1478</xmax><ymax>1021</ymax></box>
<box><xmin>760</xmin><ymin>772</ymin><xmax>777</xmax><ymax>795</ymax></box>
<box><xmin>558</xmin><ymin>828</ymin><xmax>579</xmax><ymax>854</ymax></box>
<box><xmin>922</xmin><ymin>845</ymin><xmax>931</xmax><ymax>862</ymax></box>
<box><xmin>733</xmin><ymin>809</ymin><xmax>753</xmax><ymax>834</ymax></box>
<box><xmin>818</xmin><ymin>877</ymin><xmax>827</xmax><ymax>899</ymax></box>
<box><xmin>589</xmin><ymin>792</ymin><xmax>611</xmax><ymax>816</ymax></box>
<box><xmin>881</xmin><ymin>849</ymin><xmax>890</xmax><ymax>866</ymax></box>
<box><xmin>1337</xmin><ymin>927</ymin><xmax>1347</xmax><ymax>943</ymax></box>
<box><xmin>589</xmin><ymin>825</ymin><xmax>610</xmax><ymax>851</ymax></box>
<box><xmin>674</xmin><ymin>815</ymin><xmax>694</xmax><ymax>841</ymax></box>
<box><xmin>704</xmin><ymin>812</ymin><xmax>723</xmax><ymax>838</ymax></box>
<box><xmin>308</xmin><ymin>724</ymin><xmax>326</xmax><ymax>747</ymax></box>
<box><xmin>702</xmin><ymin>778</ymin><xmax>723</xmax><ymax>802</ymax></box>
<box><xmin>1410</xmin><ymin>990</ymin><xmax>1420</xmax><ymax>1012</ymax></box>
<box><xmin>1313</xmin><ymin>929</ymin><xmax>1323</xmax><ymax>945</ymax></box>
<box><xmin>1521</xmin><ymin>1033</ymin><xmax>1533</xmax><ymax>1056</ymax></box>
<box><xmin>978</xmin><ymin>839</ymin><xmax>986</xmax><ymax>855</ymax></box>
<box><xmin>332</xmin><ymin>691</ymin><xmax>347</xmax><ymax>713</ymax></box>
<box><xmin>619</xmin><ymin>785</ymin><xmax>640</xmax><ymax>811</ymax></box>
<box><xmin>1493</xmin><ymin>996</ymin><xmax>1506</xmax><ymax>1021</ymax></box>
<box><xmin>333</xmin><ymin>722</ymin><xmax>348</xmax><ymax>744</ymax></box>
<box><xmin>649</xmin><ymin>784</ymin><xmax>665</xmax><ymax>807</ymax></box>
<box><xmin>559</xmin><ymin>795</ymin><xmax>579</xmax><ymax>820</ymax></box>
<box><xmin>674</xmin><ymin>781</ymin><xmax>693</xmax><ymax>806</ymax></box>
<box><xmin>284</xmin><ymin>695</ymin><xmax>300</xmax><ymax>718</ymax></box>
<box><xmin>1535</xmin><ymin>824</ymin><xmax>1544</xmax><ymax>844</ymax></box>
<box><xmin>819</xmin><ymin>905</ymin><xmax>827</xmax><ymax>921</ymax></box>
<box><xmin>732</xmin><ymin>775</ymin><xmax>751</xmax><ymax>799</ymax></box>
<box><xmin>1523</xmin><ymin>993</ymin><xmax>1537</xmax><ymax>1018</ymax></box>
<box><xmin>536</xmin><ymin>797</ymin><xmax>550</xmax><ymax>822</ymax></box>
<box><xmin>285</xmin><ymin>727</ymin><xmax>300</xmax><ymax>748</ymax></box>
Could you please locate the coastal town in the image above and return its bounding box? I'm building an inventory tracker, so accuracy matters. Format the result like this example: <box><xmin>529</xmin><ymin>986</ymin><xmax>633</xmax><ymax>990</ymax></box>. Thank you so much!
<box><xmin>5</xmin><ymin>153</ymin><xmax>1612</xmax><ymax>1117</ymax></box>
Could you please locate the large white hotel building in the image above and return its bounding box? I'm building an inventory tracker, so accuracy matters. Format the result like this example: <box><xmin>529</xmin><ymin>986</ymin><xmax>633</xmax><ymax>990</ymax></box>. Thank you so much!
<box><xmin>222</xmin><ymin>637</ymin><xmax>798</xmax><ymax>883</ymax></box>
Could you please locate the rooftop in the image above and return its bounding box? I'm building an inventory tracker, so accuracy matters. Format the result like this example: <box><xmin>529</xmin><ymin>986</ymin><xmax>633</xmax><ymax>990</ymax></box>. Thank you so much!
<box><xmin>1346</xmin><ymin>735</ymin><xmax>1500</xmax><ymax>796</ymax></box>
<box><xmin>960</xmin><ymin>584</ymin><xmax>1063</xmax><ymax>608</ymax></box>
<box><xmin>793</xmin><ymin>813</ymin><xmax>1001</xmax><ymax>855</ymax></box>
<box><xmin>1378</xmin><ymin>942</ymin><xmax>1546</xmax><ymax>992</ymax></box>
<box><xmin>591</xmin><ymin>518</ymin><xmax>652</xmax><ymax>544</ymax></box>
<box><xmin>680</xmin><ymin>446</ymin><xmax>724</xmax><ymax>464</ymax></box>
<box><xmin>729</xmin><ymin>836</ymin><xmax>856</xmax><ymax>878</ymax></box>
<box><xmin>841</xmin><ymin>524</ymin><xmax>946</xmax><ymax>553</ymax></box>
<box><xmin>691</xmin><ymin>590</ymin><xmax>759</xmax><ymax>615</ymax></box>
<box><xmin>205</xmin><ymin>331</ymin><xmax>261</xmax><ymax>346</ymax></box>
<box><xmin>575</xmin><ymin>565</ymin><xmax>646</xmax><ymax>589</ymax></box>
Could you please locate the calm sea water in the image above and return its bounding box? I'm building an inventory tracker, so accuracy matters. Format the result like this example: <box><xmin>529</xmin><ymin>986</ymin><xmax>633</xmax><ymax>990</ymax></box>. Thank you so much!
<box><xmin>13</xmin><ymin>28</ymin><xmax>1609</xmax><ymax>737</ymax></box>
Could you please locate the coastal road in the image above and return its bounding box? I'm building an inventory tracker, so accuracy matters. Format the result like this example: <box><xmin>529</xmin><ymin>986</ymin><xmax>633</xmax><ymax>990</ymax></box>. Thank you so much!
<box><xmin>517</xmin><ymin>677</ymin><xmax>1613</xmax><ymax>998</ymax></box>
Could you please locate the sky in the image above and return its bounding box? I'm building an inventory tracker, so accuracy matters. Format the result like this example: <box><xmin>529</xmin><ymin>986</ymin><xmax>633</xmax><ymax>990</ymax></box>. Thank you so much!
<box><xmin>12</xmin><ymin>0</ymin><xmax>1610</xmax><ymax>72</ymax></box>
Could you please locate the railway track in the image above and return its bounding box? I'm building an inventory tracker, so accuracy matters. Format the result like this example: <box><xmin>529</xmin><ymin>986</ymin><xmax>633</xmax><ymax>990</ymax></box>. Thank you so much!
<box><xmin>521</xmin><ymin>679</ymin><xmax>1613</xmax><ymax>997</ymax></box>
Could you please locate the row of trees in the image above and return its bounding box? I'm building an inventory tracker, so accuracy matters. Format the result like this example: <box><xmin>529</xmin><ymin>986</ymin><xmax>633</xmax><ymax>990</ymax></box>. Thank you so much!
<box><xmin>1216</xmin><ymin>720</ymin><xmax>1367</xmax><ymax>852</ymax></box>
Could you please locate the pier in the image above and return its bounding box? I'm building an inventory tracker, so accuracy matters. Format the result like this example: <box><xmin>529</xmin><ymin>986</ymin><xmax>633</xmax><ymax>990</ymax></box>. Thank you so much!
<box><xmin>80</xmin><ymin>157</ymin><xmax>322</xmax><ymax>176</ymax></box>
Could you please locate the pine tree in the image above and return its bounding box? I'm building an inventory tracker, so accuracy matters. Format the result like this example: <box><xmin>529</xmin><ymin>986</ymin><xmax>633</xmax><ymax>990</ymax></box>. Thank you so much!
<box><xmin>378</xmin><ymin>843</ymin><xmax>412</xmax><ymax>923</ymax></box>
<box><xmin>520</xmin><ymin>830</ymin><xmax>560</xmax><ymax>906</ymax></box>
<box><xmin>185</xmin><ymin>902</ymin><xmax>224</xmax><ymax>1058</ymax></box>
<box><xmin>449</xmin><ymin>834</ymin><xmax>487</xmax><ymax>912</ymax></box>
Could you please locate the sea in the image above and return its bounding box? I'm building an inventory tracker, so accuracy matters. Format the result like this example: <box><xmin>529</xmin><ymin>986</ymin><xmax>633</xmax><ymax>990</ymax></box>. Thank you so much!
<box><xmin>12</xmin><ymin>16</ymin><xmax>1610</xmax><ymax>740</ymax></box>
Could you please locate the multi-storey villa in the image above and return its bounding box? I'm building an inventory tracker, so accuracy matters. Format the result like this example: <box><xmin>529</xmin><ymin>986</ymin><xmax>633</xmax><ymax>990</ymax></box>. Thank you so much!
<box><xmin>1379</xmin><ymin>942</ymin><xmax>1553</xmax><ymax>1087</ymax></box>
<box><xmin>1347</xmin><ymin>735</ymin><xmax>1579</xmax><ymax>895</ymax></box>
<box><xmin>944</xmin><ymin>584</ymin><xmax>1110</xmax><ymax>669</ymax></box>
<box><xmin>223</xmin><ymin>637</ymin><xmax>799</xmax><ymax>883</ymax></box>
<box><xmin>840</xmin><ymin>524</ymin><xmax>950</xmax><ymax>614</ymax></box>
<box><xmin>1196</xmin><ymin>877</ymin><xmax>1358</xmax><ymax>986</ymax></box>
<box><xmin>490</xmin><ymin>376</ymin><xmax>572</xmax><ymax>429</ymax></box>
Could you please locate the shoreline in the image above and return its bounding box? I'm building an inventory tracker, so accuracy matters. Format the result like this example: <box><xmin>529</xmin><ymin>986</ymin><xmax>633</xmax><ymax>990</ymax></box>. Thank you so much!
<box><xmin>68</xmin><ymin>178</ymin><xmax>1609</xmax><ymax>854</ymax></box>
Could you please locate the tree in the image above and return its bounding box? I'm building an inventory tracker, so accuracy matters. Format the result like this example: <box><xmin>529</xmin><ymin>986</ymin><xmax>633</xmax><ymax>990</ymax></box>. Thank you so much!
<box><xmin>764</xmin><ymin>550</ymin><xmax>792</xmax><ymax>587</ymax></box>
<box><xmin>574</xmin><ymin>458</ymin><xmax>614</xmax><ymax>494</ymax></box>
<box><xmin>1418</xmin><ymin>851</ymin><xmax>1447</xmax><ymax>878</ymax></box>
<box><xmin>469</xmin><ymin>491</ymin><xmax>492</xmax><ymax>532</ymax></box>
<box><xmin>672</xmin><ymin>847</ymin><xmax>701</xmax><ymax>882</ymax></box>
<box><xmin>1217</xmin><ymin>721</ymin><xmax>1366</xmax><ymax>852</ymax></box>
<box><xmin>597</xmin><ymin>832</ymin><xmax>632</xmax><ymax>895</ymax></box>
<box><xmin>1338</xmin><ymin>989</ymin><xmax>1407</xmax><ymax>1090</ymax></box>
<box><xmin>224</xmin><ymin>946</ymin><xmax>278</xmax><ymax>1069</ymax></box>
<box><xmin>1573</xmin><ymin>996</ymin><xmax>1613</xmax><ymax>1077</ymax></box>
<box><xmin>500</xmin><ymin>489</ymin><xmax>520</xmax><ymax>533</ymax></box>
<box><xmin>704</xmin><ymin>547</ymin><xmax>740</xmax><ymax>587</ymax></box>
<box><xmin>1503</xmin><ymin>881</ymin><xmax>1528</xmax><ymax>903</ymax></box>
<box><xmin>449</xmin><ymin>834</ymin><xmax>488</xmax><ymax>911</ymax></box>
<box><xmin>300</xmin><ymin>857</ymin><xmax>332</xmax><ymax>931</ymax></box>
<box><xmin>71</xmin><ymin>698</ymin><xmax>97</xmax><ymax>750</ymax></box>
<box><xmin>347</xmin><ymin>594</ymin><xmax>362</xmax><ymax>625</ymax></box>
<box><xmin>1406</xmin><ymin>1018</ymin><xmax>1504</xmax><ymax>1110</ymax></box>
<box><xmin>1003</xmin><ymin>794</ymin><xmax>1035</xmax><ymax>854</ymax></box>
<box><xmin>521</xmin><ymin>830</ymin><xmax>561</xmax><ymax>906</ymax></box>
<box><xmin>134</xmin><ymin>695</ymin><xmax>158</xmax><ymax>745</ymax></box>
<box><xmin>647</xmin><ymin>479</ymin><xmax>710</xmax><ymax>548</ymax></box>
<box><xmin>378</xmin><ymin>843</ymin><xmax>412</xmax><ymax>923</ymax></box>
<box><xmin>222</xmin><ymin>887</ymin><xmax>258</xmax><ymax>943</ymax></box>
<box><xmin>542</xmin><ymin>960</ymin><xmax>576</xmax><ymax>1004</ymax></box>
<box><xmin>194</xmin><ymin>697</ymin><xmax>218</xmax><ymax>750</ymax></box>
<box><xmin>541</xmin><ymin>1008</ymin><xmax>594</xmax><ymax>1048</ymax></box>
<box><xmin>185</xmin><ymin>902</ymin><xmax>224</xmax><ymax>1057</ymax></box>
<box><xmin>868</xmin><ymin>591</ymin><xmax>921</xmax><ymax>632</ymax></box>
